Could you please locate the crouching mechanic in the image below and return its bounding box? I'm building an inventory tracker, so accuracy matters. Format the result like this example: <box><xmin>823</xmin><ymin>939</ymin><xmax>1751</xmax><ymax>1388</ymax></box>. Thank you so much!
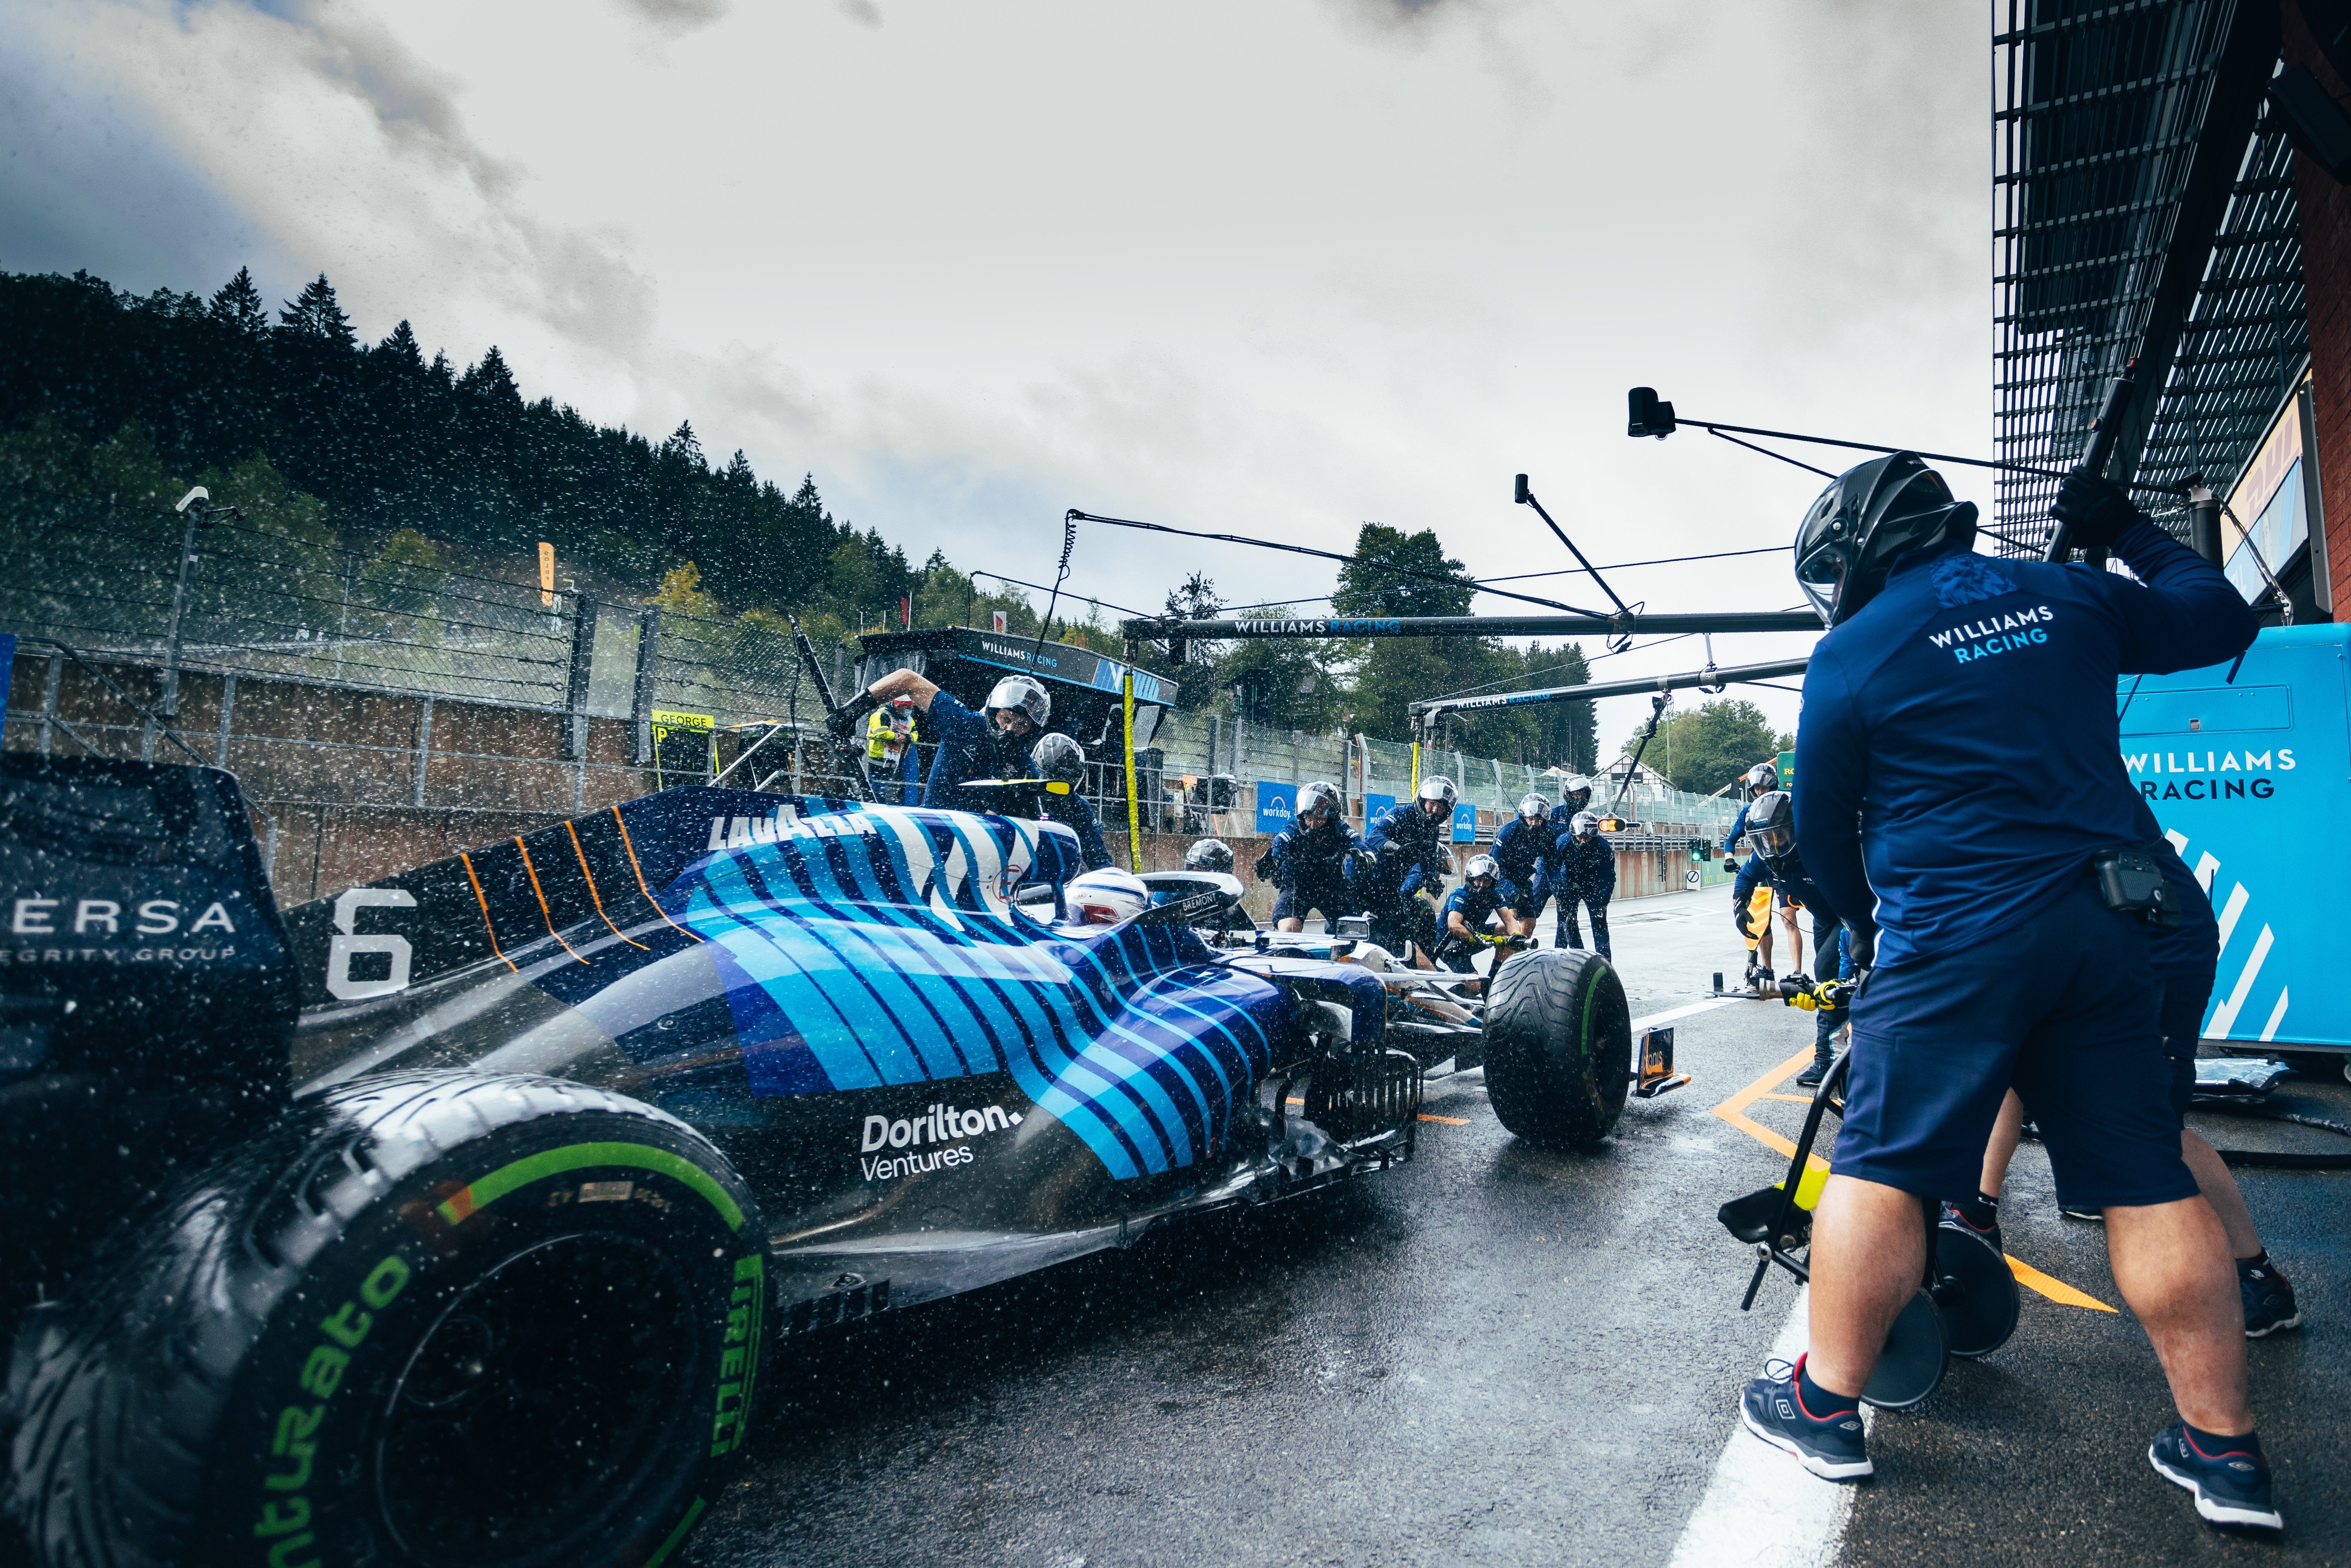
<box><xmin>1255</xmin><ymin>780</ymin><xmax>1364</xmax><ymax>933</ymax></box>
<box><xmin>1029</xmin><ymin>732</ymin><xmax>1111</xmax><ymax>871</ymax></box>
<box><xmin>1434</xmin><ymin>853</ymin><xmax>1512</xmax><ymax>996</ymax></box>
<box><xmin>1545</xmin><ymin>809</ymin><xmax>1615</xmax><ymax>962</ymax></box>
<box><xmin>1353</xmin><ymin>776</ymin><xmax>1457</xmax><ymax>967</ymax></box>
<box><xmin>1739</xmin><ymin>789</ymin><xmax>1856</xmax><ymax>1088</ymax></box>
<box><xmin>1492</xmin><ymin>793</ymin><xmax>1551</xmax><ymax>943</ymax></box>
<box><xmin>833</xmin><ymin>668</ymin><xmax>1050</xmax><ymax>807</ymax></box>
<box><xmin>1739</xmin><ymin>453</ymin><xmax>2276</xmax><ymax>1529</ymax></box>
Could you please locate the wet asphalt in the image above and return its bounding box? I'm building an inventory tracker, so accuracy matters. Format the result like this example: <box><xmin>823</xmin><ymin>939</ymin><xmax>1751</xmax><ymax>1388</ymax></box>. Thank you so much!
<box><xmin>686</xmin><ymin>892</ymin><xmax>2351</xmax><ymax>1568</ymax></box>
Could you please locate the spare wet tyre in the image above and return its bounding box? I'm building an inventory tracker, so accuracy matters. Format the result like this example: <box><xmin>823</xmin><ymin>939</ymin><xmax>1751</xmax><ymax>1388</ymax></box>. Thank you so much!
<box><xmin>1483</xmin><ymin>948</ymin><xmax>1631</xmax><ymax>1147</ymax></box>
<box><xmin>9</xmin><ymin>1072</ymin><xmax>765</xmax><ymax>1568</ymax></box>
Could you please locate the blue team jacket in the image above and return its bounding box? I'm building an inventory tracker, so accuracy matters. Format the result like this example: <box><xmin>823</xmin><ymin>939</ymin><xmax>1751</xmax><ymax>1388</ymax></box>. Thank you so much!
<box><xmin>1442</xmin><ymin>880</ymin><xmax>1506</xmax><ymax>934</ymax></box>
<box><xmin>919</xmin><ymin>691</ymin><xmax>1023</xmax><ymax>807</ymax></box>
<box><xmin>1492</xmin><ymin>816</ymin><xmax>1546</xmax><ymax>889</ymax></box>
<box><xmin>1543</xmin><ymin>819</ymin><xmax>1615</xmax><ymax>897</ymax></box>
<box><xmin>1793</xmin><ymin>519</ymin><xmax>2255</xmax><ymax>967</ymax></box>
<box><xmin>1360</xmin><ymin>802</ymin><xmax>1448</xmax><ymax>905</ymax></box>
<box><xmin>1266</xmin><ymin>818</ymin><xmax>1362</xmax><ymax>890</ymax></box>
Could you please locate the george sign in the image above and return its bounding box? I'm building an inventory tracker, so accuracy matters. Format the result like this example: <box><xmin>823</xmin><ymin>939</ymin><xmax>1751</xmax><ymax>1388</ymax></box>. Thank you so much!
<box><xmin>1255</xmin><ymin>781</ymin><xmax>1296</xmax><ymax>835</ymax></box>
<box><xmin>1451</xmin><ymin>803</ymin><xmax>1478</xmax><ymax>843</ymax></box>
<box><xmin>538</xmin><ymin>542</ymin><xmax>556</xmax><ymax>607</ymax></box>
<box><xmin>649</xmin><ymin>709</ymin><xmax>716</xmax><ymax>785</ymax></box>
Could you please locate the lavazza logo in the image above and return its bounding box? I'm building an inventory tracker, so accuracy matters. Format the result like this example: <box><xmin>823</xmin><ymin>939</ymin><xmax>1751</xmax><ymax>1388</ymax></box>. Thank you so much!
<box><xmin>859</xmin><ymin>1100</ymin><xmax>1022</xmax><ymax>1182</ymax></box>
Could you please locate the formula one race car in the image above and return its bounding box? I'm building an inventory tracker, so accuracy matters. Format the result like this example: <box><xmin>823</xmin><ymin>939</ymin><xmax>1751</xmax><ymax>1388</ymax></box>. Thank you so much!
<box><xmin>1</xmin><ymin>756</ymin><xmax>1634</xmax><ymax>1568</ymax></box>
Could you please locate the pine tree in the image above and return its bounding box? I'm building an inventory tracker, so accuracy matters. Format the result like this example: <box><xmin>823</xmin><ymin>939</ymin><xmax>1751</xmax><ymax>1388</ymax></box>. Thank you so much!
<box><xmin>376</xmin><ymin>320</ymin><xmax>425</xmax><ymax>368</ymax></box>
<box><xmin>279</xmin><ymin>274</ymin><xmax>356</xmax><ymax>350</ymax></box>
<box><xmin>210</xmin><ymin>267</ymin><xmax>269</xmax><ymax>336</ymax></box>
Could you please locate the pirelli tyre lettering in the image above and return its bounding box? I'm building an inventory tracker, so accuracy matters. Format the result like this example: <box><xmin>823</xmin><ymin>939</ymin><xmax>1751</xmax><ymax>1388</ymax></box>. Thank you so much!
<box><xmin>8</xmin><ymin>1073</ymin><xmax>763</xmax><ymax>1568</ymax></box>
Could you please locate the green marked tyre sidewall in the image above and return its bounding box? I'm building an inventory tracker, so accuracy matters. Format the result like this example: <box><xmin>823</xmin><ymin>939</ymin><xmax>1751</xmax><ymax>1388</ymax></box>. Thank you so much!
<box><xmin>208</xmin><ymin>1119</ymin><xmax>762</xmax><ymax>1568</ymax></box>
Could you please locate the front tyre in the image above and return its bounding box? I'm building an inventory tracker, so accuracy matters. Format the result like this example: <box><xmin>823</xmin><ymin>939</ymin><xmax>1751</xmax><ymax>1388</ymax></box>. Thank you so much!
<box><xmin>1483</xmin><ymin>948</ymin><xmax>1631</xmax><ymax>1147</ymax></box>
<box><xmin>10</xmin><ymin>1073</ymin><xmax>766</xmax><ymax>1568</ymax></box>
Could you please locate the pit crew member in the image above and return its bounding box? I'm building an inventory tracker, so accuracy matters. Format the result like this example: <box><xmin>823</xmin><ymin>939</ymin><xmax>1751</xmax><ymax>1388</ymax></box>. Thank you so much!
<box><xmin>1741</xmin><ymin>789</ymin><xmax>1854</xmax><ymax>1087</ymax></box>
<box><xmin>1353</xmin><ymin>776</ymin><xmax>1456</xmax><ymax>967</ymax></box>
<box><xmin>1434</xmin><ymin>853</ymin><xmax>1512</xmax><ymax>996</ymax></box>
<box><xmin>1492</xmin><ymin>792</ymin><xmax>1551</xmax><ymax>942</ymax></box>
<box><xmin>1545</xmin><ymin>808</ymin><xmax>1615</xmax><ymax>962</ymax></box>
<box><xmin>1742</xmin><ymin>452</ymin><xmax>2272</xmax><ymax>1528</ymax></box>
<box><xmin>1963</xmin><ymin>799</ymin><xmax>2299</xmax><ymax>1337</ymax></box>
<box><xmin>1255</xmin><ymin>781</ymin><xmax>1364</xmax><ymax>933</ymax></box>
<box><xmin>1031</xmin><ymin>732</ymin><xmax>1111</xmax><ymax>871</ymax></box>
<box><xmin>833</xmin><ymin>668</ymin><xmax>1050</xmax><ymax>808</ymax></box>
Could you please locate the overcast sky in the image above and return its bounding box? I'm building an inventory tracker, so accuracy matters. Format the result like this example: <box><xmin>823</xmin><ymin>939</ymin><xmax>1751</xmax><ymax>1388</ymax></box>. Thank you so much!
<box><xmin>4</xmin><ymin>0</ymin><xmax>1994</xmax><ymax>753</ymax></box>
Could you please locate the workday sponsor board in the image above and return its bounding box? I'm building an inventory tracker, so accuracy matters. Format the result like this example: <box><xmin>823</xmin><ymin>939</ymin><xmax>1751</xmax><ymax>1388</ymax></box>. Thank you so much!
<box><xmin>2120</xmin><ymin>627</ymin><xmax>2348</xmax><ymax>1050</ymax></box>
<box><xmin>1255</xmin><ymin>782</ymin><xmax>1296</xmax><ymax>835</ymax></box>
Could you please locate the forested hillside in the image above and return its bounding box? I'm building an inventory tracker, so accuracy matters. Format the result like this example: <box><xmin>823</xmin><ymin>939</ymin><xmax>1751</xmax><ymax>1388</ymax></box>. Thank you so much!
<box><xmin>0</xmin><ymin>265</ymin><xmax>1605</xmax><ymax>771</ymax></box>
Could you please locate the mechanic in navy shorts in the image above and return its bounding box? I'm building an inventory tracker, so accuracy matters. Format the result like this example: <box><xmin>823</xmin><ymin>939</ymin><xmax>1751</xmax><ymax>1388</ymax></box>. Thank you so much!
<box><xmin>1491</xmin><ymin>792</ymin><xmax>1551</xmax><ymax>943</ymax></box>
<box><xmin>832</xmin><ymin>668</ymin><xmax>1051</xmax><ymax>806</ymax></box>
<box><xmin>1962</xmin><ymin>797</ymin><xmax>2300</xmax><ymax>1335</ymax></box>
<box><xmin>1543</xmin><ymin>808</ymin><xmax>1615</xmax><ymax>961</ymax></box>
<box><xmin>1736</xmin><ymin>453</ymin><xmax>2280</xmax><ymax>1529</ymax></box>
<box><xmin>1256</xmin><ymin>780</ymin><xmax>1364</xmax><ymax>933</ymax></box>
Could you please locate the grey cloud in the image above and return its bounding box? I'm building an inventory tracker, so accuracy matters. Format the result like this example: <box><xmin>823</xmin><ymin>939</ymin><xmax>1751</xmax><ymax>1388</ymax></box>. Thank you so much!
<box><xmin>839</xmin><ymin>0</ymin><xmax>883</xmax><ymax>28</ymax></box>
<box><xmin>615</xmin><ymin>0</ymin><xmax>731</xmax><ymax>37</ymax></box>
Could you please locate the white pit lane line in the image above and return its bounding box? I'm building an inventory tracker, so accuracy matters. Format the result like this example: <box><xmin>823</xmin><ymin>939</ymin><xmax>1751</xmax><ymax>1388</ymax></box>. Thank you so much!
<box><xmin>1630</xmin><ymin>998</ymin><xmax>1739</xmax><ymax>1032</ymax></box>
<box><xmin>1667</xmin><ymin>1285</ymin><xmax>1870</xmax><ymax>1568</ymax></box>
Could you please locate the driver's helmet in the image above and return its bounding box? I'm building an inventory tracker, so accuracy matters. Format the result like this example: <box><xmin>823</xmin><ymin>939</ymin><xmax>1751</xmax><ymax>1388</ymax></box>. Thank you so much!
<box><xmin>1571</xmin><ymin>810</ymin><xmax>1602</xmax><ymax>839</ymax></box>
<box><xmin>1031</xmin><ymin>731</ymin><xmax>1086</xmax><ymax>784</ymax></box>
<box><xmin>1295</xmin><ymin>780</ymin><xmax>1342</xmax><ymax>826</ymax></box>
<box><xmin>983</xmin><ymin>675</ymin><xmax>1051</xmax><ymax>731</ymax></box>
<box><xmin>1416</xmin><ymin>775</ymin><xmax>1458</xmax><ymax>813</ymax></box>
<box><xmin>1747</xmin><ymin>790</ymin><xmax>1798</xmax><ymax>863</ymax></box>
<box><xmin>1064</xmin><ymin>867</ymin><xmax>1149</xmax><ymax>925</ymax></box>
<box><xmin>1560</xmin><ymin>774</ymin><xmax>1593</xmax><ymax>809</ymax></box>
<box><xmin>1517</xmin><ymin>792</ymin><xmax>1550</xmax><ymax>823</ymax></box>
<box><xmin>1742</xmin><ymin>760</ymin><xmax>1780</xmax><ymax>799</ymax></box>
<box><xmin>1184</xmin><ymin>838</ymin><xmax>1235</xmax><ymax>874</ymax></box>
<box><xmin>1464</xmin><ymin>853</ymin><xmax>1499</xmax><ymax>888</ymax></box>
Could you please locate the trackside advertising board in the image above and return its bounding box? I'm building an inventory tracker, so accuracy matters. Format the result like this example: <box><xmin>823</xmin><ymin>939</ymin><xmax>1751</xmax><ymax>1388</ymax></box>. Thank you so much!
<box><xmin>1255</xmin><ymin>781</ymin><xmax>1296</xmax><ymax>835</ymax></box>
<box><xmin>2121</xmin><ymin>624</ymin><xmax>2348</xmax><ymax>1051</ymax></box>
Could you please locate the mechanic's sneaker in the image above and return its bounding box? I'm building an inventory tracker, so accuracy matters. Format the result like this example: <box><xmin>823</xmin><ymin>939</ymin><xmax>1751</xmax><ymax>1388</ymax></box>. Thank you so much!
<box><xmin>1739</xmin><ymin>1355</ymin><xmax>1871</xmax><ymax>1480</ymax></box>
<box><xmin>2058</xmin><ymin>1204</ymin><xmax>2104</xmax><ymax>1224</ymax></box>
<box><xmin>1937</xmin><ymin>1199</ymin><xmax>2004</xmax><ymax>1262</ymax></box>
<box><xmin>2148</xmin><ymin>1422</ymin><xmax>2281</xmax><ymax>1530</ymax></box>
<box><xmin>1795</xmin><ymin>1053</ymin><xmax>1833</xmax><ymax>1088</ymax></box>
<box><xmin>2239</xmin><ymin>1255</ymin><xmax>2302</xmax><ymax>1338</ymax></box>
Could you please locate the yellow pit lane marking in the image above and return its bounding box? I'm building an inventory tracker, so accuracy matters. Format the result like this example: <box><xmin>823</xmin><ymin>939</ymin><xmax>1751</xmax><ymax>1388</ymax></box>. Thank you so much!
<box><xmin>1709</xmin><ymin>1046</ymin><xmax>2116</xmax><ymax>1313</ymax></box>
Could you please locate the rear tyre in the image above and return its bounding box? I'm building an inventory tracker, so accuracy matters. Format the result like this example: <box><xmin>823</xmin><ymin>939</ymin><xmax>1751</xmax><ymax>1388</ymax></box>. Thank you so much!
<box><xmin>9</xmin><ymin>1072</ymin><xmax>765</xmax><ymax>1568</ymax></box>
<box><xmin>1483</xmin><ymin>948</ymin><xmax>1631</xmax><ymax>1147</ymax></box>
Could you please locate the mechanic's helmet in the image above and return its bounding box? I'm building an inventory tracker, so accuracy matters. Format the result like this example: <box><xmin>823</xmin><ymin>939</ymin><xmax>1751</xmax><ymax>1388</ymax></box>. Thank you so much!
<box><xmin>1296</xmin><ymin>780</ymin><xmax>1342</xmax><ymax>825</ymax></box>
<box><xmin>1517</xmin><ymin>792</ymin><xmax>1550</xmax><ymax>823</ymax></box>
<box><xmin>1794</xmin><ymin>452</ymin><xmax>1978</xmax><ymax>627</ymax></box>
<box><xmin>1064</xmin><ymin>867</ymin><xmax>1149</xmax><ymax>925</ymax></box>
<box><xmin>1561</xmin><ymin>774</ymin><xmax>1593</xmax><ymax>809</ymax></box>
<box><xmin>1571</xmin><ymin>810</ymin><xmax>1602</xmax><ymax>839</ymax></box>
<box><xmin>1031</xmin><ymin>731</ymin><xmax>1086</xmax><ymax>784</ymax></box>
<box><xmin>1184</xmin><ymin>837</ymin><xmax>1236</xmax><ymax>874</ymax></box>
<box><xmin>1464</xmin><ymin>853</ymin><xmax>1498</xmax><ymax>888</ymax></box>
<box><xmin>983</xmin><ymin>675</ymin><xmax>1051</xmax><ymax>732</ymax></box>
<box><xmin>1747</xmin><ymin>789</ymin><xmax>1798</xmax><ymax>864</ymax></box>
<box><xmin>1416</xmin><ymin>775</ymin><xmax>1457</xmax><ymax>814</ymax></box>
<box><xmin>1742</xmin><ymin>760</ymin><xmax>1779</xmax><ymax>799</ymax></box>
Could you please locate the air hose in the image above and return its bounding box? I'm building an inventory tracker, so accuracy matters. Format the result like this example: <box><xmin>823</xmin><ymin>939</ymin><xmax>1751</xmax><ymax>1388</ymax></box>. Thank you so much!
<box><xmin>2203</xmin><ymin>1108</ymin><xmax>2351</xmax><ymax>1171</ymax></box>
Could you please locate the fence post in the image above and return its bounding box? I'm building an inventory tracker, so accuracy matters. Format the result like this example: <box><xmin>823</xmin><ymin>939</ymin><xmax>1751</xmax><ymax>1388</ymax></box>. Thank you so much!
<box><xmin>216</xmin><ymin>673</ymin><xmax>237</xmax><ymax>769</ymax></box>
<box><xmin>40</xmin><ymin>652</ymin><xmax>62</xmax><ymax>756</ymax></box>
<box><xmin>631</xmin><ymin>606</ymin><xmax>663</xmax><ymax>765</ymax></box>
<box><xmin>563</xmin><ymin>593</ymin><xmax>599</xmax><ymax>762</ymax></box>
<box><xmin>412</xmin><ymin>694</ymin><xmax>434</xmax><ymax>807</ymax></box>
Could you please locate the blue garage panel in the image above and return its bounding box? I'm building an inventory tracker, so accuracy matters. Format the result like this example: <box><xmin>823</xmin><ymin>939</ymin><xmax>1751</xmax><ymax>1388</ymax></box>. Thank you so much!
<box><xmin>1451</xmin><ymin>803</ymin><xmax>1478</xmax><ymax>843</ymax></box>
<box><xmin>2120</xmin><ymin>626</ymin><xmax>2347</xmax><ymax>1051</ymax></box>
